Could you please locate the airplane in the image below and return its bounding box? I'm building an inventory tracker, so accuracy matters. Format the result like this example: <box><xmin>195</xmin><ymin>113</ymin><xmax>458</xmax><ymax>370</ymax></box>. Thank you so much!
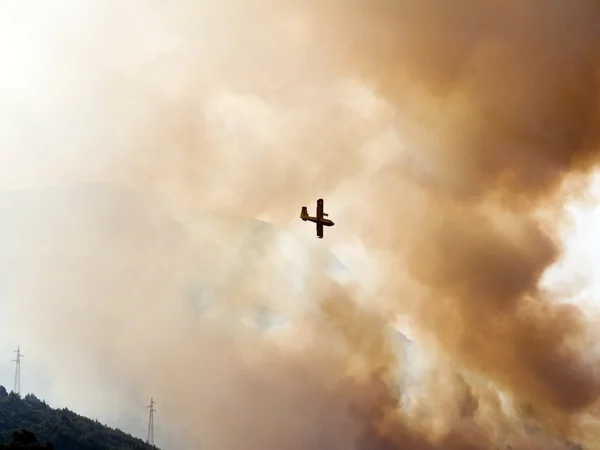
<box><xmin>300</xmin><ymin>198</ymin><xmax>335</xmax><ymax>239</ymax></box>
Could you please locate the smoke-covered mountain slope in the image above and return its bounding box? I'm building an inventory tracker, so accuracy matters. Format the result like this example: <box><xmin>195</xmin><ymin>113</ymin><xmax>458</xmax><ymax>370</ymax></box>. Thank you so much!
<box><xmin>0</xmin><ymin>181</ymin><xmax>351</xmax><ymax>322</ymax></box>
<box><xmin>0</xmin><ymin>182</ymin><xmax>413</xmax><ymax>449</ymax></box>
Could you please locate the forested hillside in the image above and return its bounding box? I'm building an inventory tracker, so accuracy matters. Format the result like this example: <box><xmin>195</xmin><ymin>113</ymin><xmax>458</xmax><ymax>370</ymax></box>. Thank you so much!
<box><xmin>0</xmin><ymin>386</ymin><xmax>156</xmax><ymax>450</ymax></box>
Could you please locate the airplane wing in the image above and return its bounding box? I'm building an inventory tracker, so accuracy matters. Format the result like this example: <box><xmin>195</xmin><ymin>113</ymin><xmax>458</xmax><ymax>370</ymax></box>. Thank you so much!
<box><xmin>317</xmin><ymin>198</ymin><xmax>324</xmax><ymax>218</ymax></box>
<box><xmin>317</xmin><ymin>222</ymin><xmax>324</xmax><ymax>239</ymax></box>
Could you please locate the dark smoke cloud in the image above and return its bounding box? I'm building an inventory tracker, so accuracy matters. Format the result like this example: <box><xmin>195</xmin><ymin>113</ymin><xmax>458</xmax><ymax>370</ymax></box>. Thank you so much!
<box><xmin>310</xmin><ymin>0</ymin><xmax>600</xmax><ymax>429</ymax></box>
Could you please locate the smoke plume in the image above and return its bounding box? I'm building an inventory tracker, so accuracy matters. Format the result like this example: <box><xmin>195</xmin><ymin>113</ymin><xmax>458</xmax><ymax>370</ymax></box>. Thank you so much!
<box><xmin>1</xmin><ymin>0</ymin><xmax>600</xmax><ymax>449</ymax></box>
<box><xmin>310</xmin><ymin>0</ymin><xmax>600</xmax><ymax>424</ymax></box>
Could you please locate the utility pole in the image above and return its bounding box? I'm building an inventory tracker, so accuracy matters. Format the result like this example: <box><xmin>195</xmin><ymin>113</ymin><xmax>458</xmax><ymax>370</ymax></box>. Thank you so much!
<box><xmin>146</xmin><ymin>397</ymin><xmax>156</xmax><ymax>447</ymax></box>
<box><xmin>12</xmin><ymin>345</ymin><xmax>23</xmax><ymax>396</ymax></box>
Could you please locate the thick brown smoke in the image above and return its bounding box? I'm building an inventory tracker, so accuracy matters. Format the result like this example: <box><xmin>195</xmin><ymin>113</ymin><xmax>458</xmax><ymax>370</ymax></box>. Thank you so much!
<box><xmin>2</xmin><ymin>0</ymin><xmax>600</xmax><ymax>449</ymax></box>
<box><xmin>309</xmin><ymin>0</ymin><xmax>600</xmax><ymax>427</ymax></box>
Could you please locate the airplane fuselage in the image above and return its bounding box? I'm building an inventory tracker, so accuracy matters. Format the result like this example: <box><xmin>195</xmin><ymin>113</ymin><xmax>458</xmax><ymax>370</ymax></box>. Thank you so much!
<box><xmin>302</xmin><ymin>216</ymin><xmax>335</xmax><ymax>227</ymax></box>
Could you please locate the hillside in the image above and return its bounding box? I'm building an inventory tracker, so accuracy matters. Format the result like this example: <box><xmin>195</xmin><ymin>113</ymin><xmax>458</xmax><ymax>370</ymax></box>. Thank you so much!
<box><xmin>0</xmin><ymin>182</ymin><xmax>348</xmax><ymax>318</ymax></box>
<box><xmin>0</xmin><ymin>386</ymin><xmax>155</xmax><ymax>450</ymax></box>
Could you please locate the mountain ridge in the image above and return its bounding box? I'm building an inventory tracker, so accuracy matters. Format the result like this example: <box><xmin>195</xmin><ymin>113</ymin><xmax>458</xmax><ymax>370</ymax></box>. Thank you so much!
<box><xmin>0</xmin><ymin>385</ymin><xmax>156</xmax><ymax>450</ymax></box>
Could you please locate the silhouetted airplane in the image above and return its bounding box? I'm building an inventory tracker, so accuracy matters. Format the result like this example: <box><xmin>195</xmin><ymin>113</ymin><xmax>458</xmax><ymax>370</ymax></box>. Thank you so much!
<box><xmin>300</xmin><ymin>198</ymin><xmax>334</xmax><ymax>239</ymax></box>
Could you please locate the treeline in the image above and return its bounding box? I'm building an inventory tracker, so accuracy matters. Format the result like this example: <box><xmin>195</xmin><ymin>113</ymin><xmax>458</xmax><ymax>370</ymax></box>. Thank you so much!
<box><xmin>0</xmin><ymin>386</ymin><xmax>156</xmax><ymax>450</ymax></box>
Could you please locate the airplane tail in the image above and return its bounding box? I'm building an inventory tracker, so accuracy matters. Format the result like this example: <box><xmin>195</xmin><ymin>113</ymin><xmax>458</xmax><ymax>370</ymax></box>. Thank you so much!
<box><xmin>300</xmin><ymin>206</ymin><xmax>308</xmax><ymax>220</ymax></box>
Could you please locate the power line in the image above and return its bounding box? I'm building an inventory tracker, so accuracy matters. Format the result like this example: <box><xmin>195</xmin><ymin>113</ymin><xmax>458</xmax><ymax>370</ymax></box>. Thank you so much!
<box><xmin>12</xmin><ymin>345</ymin><xmax>24</xmax><ymax>396</ymax></box>
<box><xmin>146</xmin><ymin>397</ymin><xmax>156</xmax><ymax>447</ymax></box>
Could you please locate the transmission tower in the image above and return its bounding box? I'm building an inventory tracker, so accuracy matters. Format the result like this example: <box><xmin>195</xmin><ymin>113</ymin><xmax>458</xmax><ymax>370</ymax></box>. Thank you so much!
<box><xmin>12</xmin><ymin>345</ymin><xmax>24</xmax><ymax>396</ymax></box>
<box><xmin>146</xmin><ymin>397</ymin><xmax>156</xmax><ymax>447</ymax></box>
